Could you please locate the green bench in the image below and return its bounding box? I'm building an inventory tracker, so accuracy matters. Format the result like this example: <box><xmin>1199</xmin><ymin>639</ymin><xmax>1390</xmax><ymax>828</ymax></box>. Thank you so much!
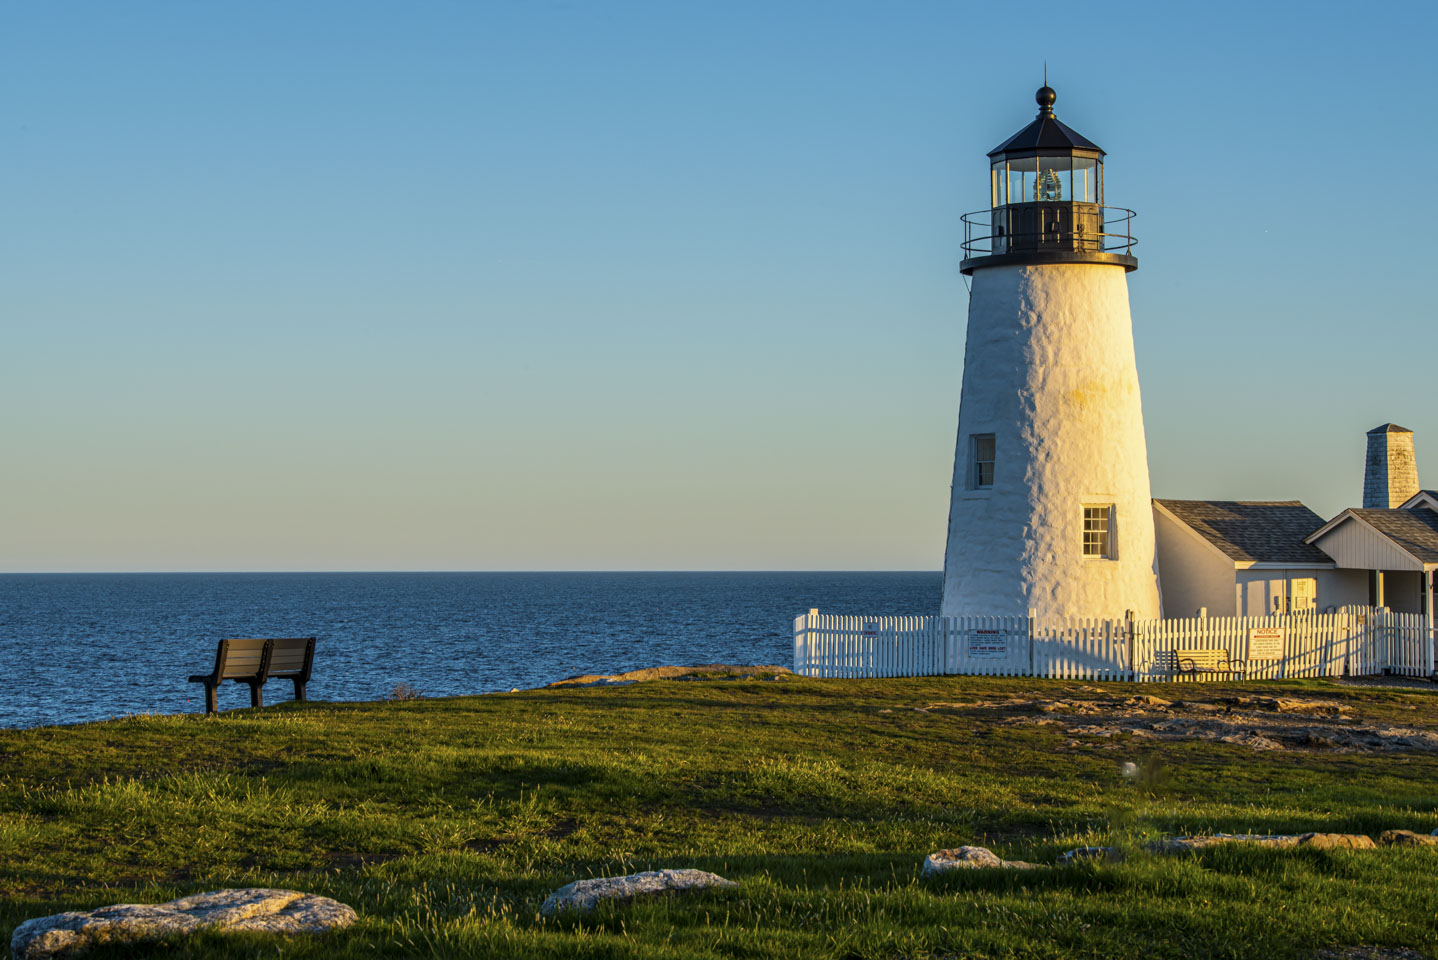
<box><xmin>188</xmin><ymin>637</ymin><xmax>316</xmax><ymax>714</ymax></box>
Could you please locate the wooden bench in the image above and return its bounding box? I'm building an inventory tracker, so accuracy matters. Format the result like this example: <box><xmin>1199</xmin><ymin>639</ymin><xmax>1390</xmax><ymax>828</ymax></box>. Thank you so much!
<box><xmin>188</xmin><ymin>637</ymin><xmax>316</xmax><ymax>714</ymax></box>
<box><xmin>1154</xmin><ymin>648</ymin><xmax>1245</xmax><ymax>678</ymax></box>
<box><xmin>265</xmin><ymin>637</ymin><xmax>316</xmax><ymax>704</ymax></box>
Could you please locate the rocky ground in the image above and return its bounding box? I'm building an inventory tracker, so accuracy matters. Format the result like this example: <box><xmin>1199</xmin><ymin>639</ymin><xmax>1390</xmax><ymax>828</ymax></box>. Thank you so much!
<box><xmin>913</xmin><ymin>685</ymin><xmax>1438</xmax><ymax>753</ymax></box>
<box><xmin>545</xmin><ymin>663</ymin><xmax>790</xmax><ymax>687</ymax></box>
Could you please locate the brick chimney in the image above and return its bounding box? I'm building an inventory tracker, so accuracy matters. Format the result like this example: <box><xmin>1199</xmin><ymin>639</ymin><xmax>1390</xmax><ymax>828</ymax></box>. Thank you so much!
<box><xmin>1363</xmin><ymin>423</ymin><xmax>1419</xmax><ymax>508</ymax></box>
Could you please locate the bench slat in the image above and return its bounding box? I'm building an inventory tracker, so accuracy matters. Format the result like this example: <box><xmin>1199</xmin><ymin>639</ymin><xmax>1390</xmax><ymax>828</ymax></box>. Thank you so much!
<box><xmin>1154</xmin><ymin>649</ymin><xmax>1239</xmax><ymax>674</ymax></box>
<box><xmin>218</xmin><ymin>639</ymin><xmax>270</xmax><ymax>679</ymax></box>
<box><xmin>267</xmin><ymin>638</ymin><xmax>313</xmax><ymax>677</ymax></box>
<box><xmin>189</xmin><ymin>637</ymin><xmax>315</xmax><ymax>714</ymax></box>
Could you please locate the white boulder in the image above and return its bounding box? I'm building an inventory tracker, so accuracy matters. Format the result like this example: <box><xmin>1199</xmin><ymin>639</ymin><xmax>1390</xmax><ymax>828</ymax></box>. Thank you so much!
<box><xmin>922</xmin><ymin>846</ymin><xmax>1037</xmax><ymax>875</ymax></box>
<box><xmin>540</xmin><ymin>868</ymin><xmax>736</xmax><ymax>916</ymax></box>
<box><xmin>10</xmin><ymin>888</ymin><xmax>355</xmax><ymax>960</ymax></box>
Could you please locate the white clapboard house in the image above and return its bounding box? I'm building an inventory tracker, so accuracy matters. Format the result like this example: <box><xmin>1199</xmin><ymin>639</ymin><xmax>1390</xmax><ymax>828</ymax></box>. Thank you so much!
<box><xmin>1153</xmin><ymin>424</ymin><xmax>1437</xmax><ymax>620</ymax></box>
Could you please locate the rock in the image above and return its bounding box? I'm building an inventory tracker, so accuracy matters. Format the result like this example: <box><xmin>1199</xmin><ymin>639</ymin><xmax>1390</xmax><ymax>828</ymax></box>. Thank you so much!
<box><xmin>10</xmin><ymin>889</ymin><xmax>355</xmax><ymax>960</ymax></box>
<box><xmin>1148</xmin><ymin>834</ymin><xmax>1236</xmax><ymax>853</ymax></box>
<box><xmin>922</xmin><ymin>846</ymin><xmax>1038</xmax><ymax>874</ymax></box>
<box><xmin>1379</xmin><ymin>829</ymin><xmax>1438</xmax><ymax>847</ymax></box>
<box><xmin>1152</xmin><ymin>832</ymin><xmax>1376</xmax><ymax>853</ymax></box>
<box><xmin>924</xmin><ymin>845</ymin><xmax>1000</xmax><ymax>871</ymax></box>
<box><xmin>1218</xmin><ymin>731</ymin><xmax>1285</xmax><ymax>750</ymax></box>
<box><xmin>1056</xmin><ymin>846</ymin><xmax>1125</xmax><ymax>865</ymax></box>
<box><xmin>1290</xmin><ymin>833</ymin><xmax>1377</xmax><ymax>850</ymax></box>
<box><xmin>1232</xmin><ymin>696</ymin><xmax>1349</xmax><ymax>716</ymax></box>
<box><xmin>547</xmin><ymin>665</ymin><xmax>790</xmax><ymax>688</ymax></box>
<box><xmin>559</xmin><ymin>678</ymin><xmax>636</xmax><ymax>688</ymax></box>
<box><xmin>539</xmin><ymin>869</ymin><xmax>736</xmax><ymax>916</ymax></box>
<box><xmin>1076</xmin><ymin>726</ymin><xmax>1120</xmax><ymax>737</ymax></box>
<box><xmin>1124</xmin><ymin>695</ymin><xmax>1171</xmax><ymax>708</ymax></box>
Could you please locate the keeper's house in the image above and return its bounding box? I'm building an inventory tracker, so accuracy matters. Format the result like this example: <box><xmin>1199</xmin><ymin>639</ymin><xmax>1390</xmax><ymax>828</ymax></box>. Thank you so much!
<box><xmin>1154</xmin><ymin>425</ymin><xmax>1438</xmax><ymax>618</ymax></box>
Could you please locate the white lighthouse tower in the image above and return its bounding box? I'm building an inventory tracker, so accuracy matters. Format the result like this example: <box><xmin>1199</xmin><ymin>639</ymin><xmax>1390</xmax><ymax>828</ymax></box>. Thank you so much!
<box><xmin>941</xmin><ymin>85</ymin><xmax>1161</xmax><ymax>621</ymax></box>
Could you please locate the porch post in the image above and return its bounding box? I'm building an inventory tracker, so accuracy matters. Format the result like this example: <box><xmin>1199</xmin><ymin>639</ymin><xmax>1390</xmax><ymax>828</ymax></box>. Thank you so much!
<box><xmin>1426</xmin><ymin>571</ymin><xmax>1435</xmax><ymax>677</ymax></box>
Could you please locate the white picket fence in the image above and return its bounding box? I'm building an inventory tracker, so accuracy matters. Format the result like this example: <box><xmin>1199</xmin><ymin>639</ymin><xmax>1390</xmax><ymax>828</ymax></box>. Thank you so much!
<box><xmin>792</xmin><ymin>607</ymin><xmax>1435</xmax><ymax>682</ymax></box>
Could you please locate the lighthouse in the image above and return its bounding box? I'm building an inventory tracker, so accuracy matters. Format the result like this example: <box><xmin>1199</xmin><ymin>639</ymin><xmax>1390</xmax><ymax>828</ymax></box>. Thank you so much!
<box><xmin>940</xmin><ymin>85</ymin><xmax>1161</xmax><ymax>621</ymax></box>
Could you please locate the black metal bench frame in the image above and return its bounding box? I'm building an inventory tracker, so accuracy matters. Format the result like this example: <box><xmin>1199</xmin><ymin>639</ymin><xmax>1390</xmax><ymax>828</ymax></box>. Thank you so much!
<box><xmin>188</xmin><ymin>637</ymin><xmax>316</xmax><ymax>714</ymax></box>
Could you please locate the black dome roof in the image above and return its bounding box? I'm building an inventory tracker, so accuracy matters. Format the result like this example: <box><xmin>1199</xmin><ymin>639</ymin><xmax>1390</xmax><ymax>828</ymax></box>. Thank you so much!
<box><xmin>987</xmin><ymin>86</ymin><xmax>1104</xmax><ymax>158</ymax></box>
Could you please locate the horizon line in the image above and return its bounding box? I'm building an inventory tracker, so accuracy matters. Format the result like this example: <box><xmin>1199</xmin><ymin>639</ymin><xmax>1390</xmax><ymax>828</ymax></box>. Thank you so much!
<box><xmin>0</xmin><ymin>568</ymin><xmax>944</xmax><ymax>576</ymax></box>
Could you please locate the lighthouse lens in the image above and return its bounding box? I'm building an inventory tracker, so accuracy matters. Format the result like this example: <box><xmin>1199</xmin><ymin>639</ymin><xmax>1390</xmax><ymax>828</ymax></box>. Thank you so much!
<box><xmin>1037</xmin><ymin>157</ymin><xmax>1072</xmax><ymax>202</ymax></box>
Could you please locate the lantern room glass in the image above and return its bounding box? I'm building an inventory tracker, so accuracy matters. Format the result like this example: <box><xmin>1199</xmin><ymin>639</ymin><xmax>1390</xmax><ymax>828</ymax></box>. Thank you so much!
<box><xmin>991</xmin><ymin>156</ymin><xmax>1103</xmax><ymax>206</ymax></box>
<box><xmin>1005</xmin><ymin>157</ymin><xmax>1037</xmax><ymax>205</ymax></box>
<box><xmin>1073</xmin><ymin>157</ymin><xmax>1099</xmax><ymax>203</ymax></box>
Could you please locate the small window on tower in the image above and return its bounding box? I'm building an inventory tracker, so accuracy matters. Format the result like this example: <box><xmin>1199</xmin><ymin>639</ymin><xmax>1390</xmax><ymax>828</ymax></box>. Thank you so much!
<box><xmin>1083</xmin><ymin>505</ymin><xmax>1114</xmax><ymax>559</ymax></box>
<box><xmin>971</xmin><ymin>435</ymin><xmax>995</xmax><ymax>488</ymax></box>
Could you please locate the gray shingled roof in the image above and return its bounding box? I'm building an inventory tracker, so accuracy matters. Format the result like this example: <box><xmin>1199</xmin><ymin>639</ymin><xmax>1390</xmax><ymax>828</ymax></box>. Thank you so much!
<box><xmin>1399</xmin><ymin>489</ymin><xmax>1438</xmax><ymax>510</ymax></box>
<box><xmin>1155</xmin><ymin>499</ymin><xmax>1333</xmax><ymax>564</ymax></box>
<box><xmin>1347</xmin><ymin>507</ymin><xmax>1438</xmax><ymax>563</ymax></box>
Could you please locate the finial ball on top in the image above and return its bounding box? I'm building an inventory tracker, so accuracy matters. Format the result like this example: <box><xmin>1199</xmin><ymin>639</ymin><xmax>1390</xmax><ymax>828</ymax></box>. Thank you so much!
<box><xmin>1036</xmin><ymin>85</ymin><xmax>1056</xmax><ymax>111</ymax></box>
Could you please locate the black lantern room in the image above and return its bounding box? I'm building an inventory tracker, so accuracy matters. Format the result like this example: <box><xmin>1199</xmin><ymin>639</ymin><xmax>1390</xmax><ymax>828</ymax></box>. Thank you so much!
<box><xmin>959</xmin><ymin>85</ymin><xmax>1136</xmax><ymax>275</ymax></box>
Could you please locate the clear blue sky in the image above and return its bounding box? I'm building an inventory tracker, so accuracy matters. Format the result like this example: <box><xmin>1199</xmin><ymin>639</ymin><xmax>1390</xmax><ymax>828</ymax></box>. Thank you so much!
<box><xmin>3</xmin><ymin>1</ymin><xmax>1434</xmax><ymax>572</ymax></box>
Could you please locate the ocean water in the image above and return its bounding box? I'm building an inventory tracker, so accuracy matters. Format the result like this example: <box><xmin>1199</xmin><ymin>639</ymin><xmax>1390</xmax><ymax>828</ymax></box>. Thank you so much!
<box><xmin>0</xmin><ymin>572</ymin><xmax>938</xmax><ymax>729</ymax></box>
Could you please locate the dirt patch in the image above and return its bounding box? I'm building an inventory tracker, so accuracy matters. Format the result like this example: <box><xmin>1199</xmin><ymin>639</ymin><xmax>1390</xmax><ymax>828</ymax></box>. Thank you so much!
<box><xmin>1331</xmin><ymin>675</ymin><xmax>1438</xmax><ymax>692</ymax></box>
<box><xmin>547</xmin><ymin>664</ymin><xmax>791</xmax><ymax>687</ymax></box>
<box><xmin>930</xmin><ymin>695</ymin><xmax>1438</xmax><ymax>754</ymax></box>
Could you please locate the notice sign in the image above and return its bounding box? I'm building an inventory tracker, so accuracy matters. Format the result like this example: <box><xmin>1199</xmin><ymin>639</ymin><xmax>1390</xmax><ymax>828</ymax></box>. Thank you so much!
<box><xmin>1249</xmin><ymin>627</ymin><xmax>1285</xmax><ymax>660</ymax></box>
<box><xmin>862</xmin><ymin>623</ymin><xmax>880</xmax><ymax>638</ymax></box>
<box><xmin>966</xmin><ymin>629</ymin><xmax>1009</xmax><ymax>659</ymax></box>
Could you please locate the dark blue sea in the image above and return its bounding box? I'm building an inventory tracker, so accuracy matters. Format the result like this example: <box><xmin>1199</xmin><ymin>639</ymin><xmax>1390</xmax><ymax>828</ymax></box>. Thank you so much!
<box><xmin>0</xmin><ymin>572</ymin><xmax>939</xmax><ymax>730</ymax></box>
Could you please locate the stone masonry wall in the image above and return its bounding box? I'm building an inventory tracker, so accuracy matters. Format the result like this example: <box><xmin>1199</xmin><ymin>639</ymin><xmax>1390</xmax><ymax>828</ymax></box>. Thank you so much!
<box><xmin>1363</xmin><ymin>430</ymin><xmax>1419</xmax><ymax>509</ymax></box>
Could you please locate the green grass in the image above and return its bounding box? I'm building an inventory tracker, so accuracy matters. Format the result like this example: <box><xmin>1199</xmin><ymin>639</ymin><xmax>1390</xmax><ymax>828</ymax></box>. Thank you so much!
<box><xmin>3</xmin><ymin>676</ymin><xmax>1437</xmax><ymax>958</ymax></box>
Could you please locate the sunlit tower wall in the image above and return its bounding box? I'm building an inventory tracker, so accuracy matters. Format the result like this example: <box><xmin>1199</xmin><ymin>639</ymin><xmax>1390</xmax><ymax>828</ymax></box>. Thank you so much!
<box><xmin>1362</xmin><ymin>423</ymin><xmax>1419</xmax><ymax>509</ymax></box>
<box><xmin>941</xmin><ymin>86</ymin><xmax>1161</xmax><ymax>621</ymax></box>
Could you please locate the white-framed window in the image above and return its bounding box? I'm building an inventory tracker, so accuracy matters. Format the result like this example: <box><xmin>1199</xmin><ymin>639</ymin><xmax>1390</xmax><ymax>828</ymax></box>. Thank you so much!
<box><xmin>971</xmin><ymin>434</ymin><xmax>995</xmax><ymax>488</ymax></box>
<box><xmin>1082</xmin><ymin>505</ymin><xmax>1114</xmax><ymax>559</ymax></box>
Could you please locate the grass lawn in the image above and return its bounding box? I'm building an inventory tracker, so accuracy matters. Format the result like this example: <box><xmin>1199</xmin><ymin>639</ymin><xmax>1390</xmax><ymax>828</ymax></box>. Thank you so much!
<box><xmin>3</xmin><ymin>675</ymin><xmax>1437</xmax><ymax>959</ymax></box>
